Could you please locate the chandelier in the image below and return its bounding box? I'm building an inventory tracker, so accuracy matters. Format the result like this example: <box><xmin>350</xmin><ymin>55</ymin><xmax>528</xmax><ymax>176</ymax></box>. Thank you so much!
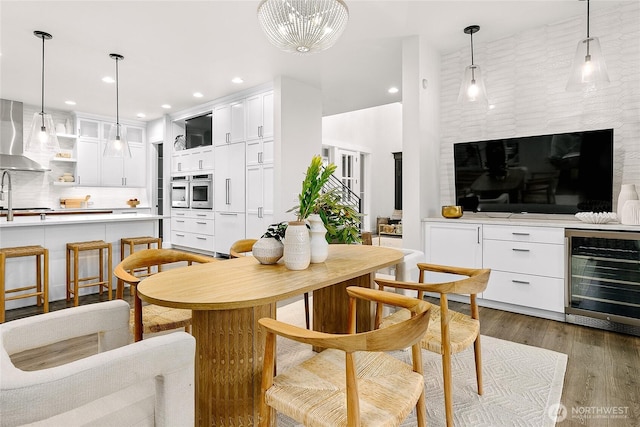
<box><xmin>257</xmin><ymin>0</ymin><xmax>349</xmax><ymax>54</ymax></box>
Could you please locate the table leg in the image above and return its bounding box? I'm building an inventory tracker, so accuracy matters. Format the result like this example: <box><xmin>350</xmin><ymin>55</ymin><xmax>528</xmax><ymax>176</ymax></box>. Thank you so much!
<box><xmin>192</xmin><ymin>303</ymin><xmax>275</xmax><ymax>426</ymax></box>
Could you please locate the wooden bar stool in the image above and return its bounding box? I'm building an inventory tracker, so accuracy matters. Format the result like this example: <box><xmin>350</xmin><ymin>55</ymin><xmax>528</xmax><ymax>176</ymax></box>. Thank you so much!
<box><xmin>66</xmin><ymin>240</ymin><xmax>112</xmax><ymax>307</ymax></box>
<box><xmin>118</xmin><ymin>236</ymin><xmax>162</xmax><ymax>299</ymax></box>
<box><xmin>0</xmin><ymin>245</ymin><xmax>49</xmax><ymax>323</ymax></box>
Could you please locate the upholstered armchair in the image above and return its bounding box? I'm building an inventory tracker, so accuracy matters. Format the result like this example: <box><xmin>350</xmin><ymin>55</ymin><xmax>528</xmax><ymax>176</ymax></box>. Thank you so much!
<box><xmin>0</xmin><ymin>300</ymin><xmax>195</xmax><ymax>426</ymax></box>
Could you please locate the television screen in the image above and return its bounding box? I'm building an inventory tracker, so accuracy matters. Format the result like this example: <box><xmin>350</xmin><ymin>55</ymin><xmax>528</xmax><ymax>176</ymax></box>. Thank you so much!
<box><xmin>453</xmin><ymin>129</ymin><xmax>614</xmax><ymax>214</ymax></box>
<box><xmin>185</xmin><ymin>114</ymin><xmax>212</xmax><ymax>149</ymax></box>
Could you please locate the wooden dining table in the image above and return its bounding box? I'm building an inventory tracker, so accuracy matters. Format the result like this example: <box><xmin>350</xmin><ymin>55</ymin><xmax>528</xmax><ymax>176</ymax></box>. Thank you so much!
<box><xmin>137</xmin><ymin>244</ymin><xmax>404</xmax><ymax>426</ymax></box>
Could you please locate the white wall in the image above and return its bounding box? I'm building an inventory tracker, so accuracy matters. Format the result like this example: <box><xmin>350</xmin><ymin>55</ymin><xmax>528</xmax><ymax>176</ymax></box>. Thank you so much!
<box><xmin>438</xmin><ymin>2</ymin><xmax>640</xmax><ymax>208</ymax></box>
<box><xmin>322</xmin><ymin>102</ymin><xmax>402</xmax><ymax>231</ymax></box>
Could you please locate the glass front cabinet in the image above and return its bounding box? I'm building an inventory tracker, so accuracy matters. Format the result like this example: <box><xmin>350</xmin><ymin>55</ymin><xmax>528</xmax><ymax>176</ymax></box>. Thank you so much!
<box><xmin>566</xmin><ymin>229</ymin><xmax>640</xmax><ymax>334</ymax></box>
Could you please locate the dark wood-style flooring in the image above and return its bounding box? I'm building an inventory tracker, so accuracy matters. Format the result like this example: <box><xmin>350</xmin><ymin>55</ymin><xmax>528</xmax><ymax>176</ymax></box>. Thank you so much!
<box><xmin>5</xmin><ymin>292</ymin><xmax>639</xmax><ymax>426</ymax></box>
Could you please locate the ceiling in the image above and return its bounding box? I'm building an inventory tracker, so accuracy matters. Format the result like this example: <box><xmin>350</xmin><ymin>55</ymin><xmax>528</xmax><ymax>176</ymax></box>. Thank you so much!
<box><xmin>0</xmin><ymin>0</ymin><xmax>626</xmax><ymax>122</ymax></box>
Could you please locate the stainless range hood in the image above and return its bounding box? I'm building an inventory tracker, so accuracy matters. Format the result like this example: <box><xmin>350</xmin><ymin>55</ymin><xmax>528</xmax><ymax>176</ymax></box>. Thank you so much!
<box><xmin>0</xmin><ymin>99</ymin><xmax>50</xmax><ymax>172</ymax></box>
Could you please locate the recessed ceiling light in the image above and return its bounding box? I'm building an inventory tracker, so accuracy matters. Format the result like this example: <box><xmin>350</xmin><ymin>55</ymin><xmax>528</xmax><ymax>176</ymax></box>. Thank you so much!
<box><xmin>102</xmin><ymin>76</ymin><xmax>115</xmax><ymax>83</ymax></box>
<box><xmin>65</xmin><ymin>100</ymin><xmax>76</xmax><ymax>105</ymax></box>
<box><xmin>489</xmin><ymin>104</ymin><xmax>496</xmax><ymax>110</ymax></box>
<box><xmin>136</xmin><ymin>113</ymin><xmax>146</xmax><ymax>118</ymax></box>
<box><xmin>388</xmin><ymin>87</ymin><xmax>399</xmax><ymax>94</ymax></box>
<box><xmin>231</xmin><ymin>77</ymin><xmax>244</xmax><ymax>84</ymax></box>
<box><xmin>161</xmin><ymin>104</ymin><xmax>172</xmax><ymax>109</ymax></box>
<box><xmin>193</xmin><ymin>92</ymin><xmax>204</xmax><ymax>98</ymax></box>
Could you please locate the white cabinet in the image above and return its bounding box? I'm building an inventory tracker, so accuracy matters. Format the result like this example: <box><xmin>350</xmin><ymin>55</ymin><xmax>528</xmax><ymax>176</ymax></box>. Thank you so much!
<box><xmin>101</xmin><ymin>141</ymin><xmax>146</xmax><ymax>187</ymax></box>
<box><xmin>75</xmin><ymin>139</ymin><xmax>100</xmax><ymax>186</ymax></box>
<box><xmin>171</xmin><ymin>146</ymin><xmax>213</xmax><ymax>174</ymax></box>
<box><xmin>214</xmin><ymin>101</ymin><xmax>245</xmax><ymax>146</ymax></box>
<box><xmin>246</xmin><ymin>91</ymin><xmax>273</xmax><ymax>141</ymax></box>
<box><xmin>246</xmin><ymin>138</ymin><xmax>274</xmax><ymax>166</ymax></box>
<box><xmin>215</xmin><ymin>212</ymin><xmax>246</xmax><ymax>255</ymax></box>
<box><xmin>481</xmin><ymin>225</ymin><xmax>565</xmax><ymax>313</ymax></box>
<box><xmin>246</xmin><ymin>163</ymin><xmax>274</xmax><ymax>239</ymax></box>
<box><xmin>214</xmin><ymin>143</ymin><xmax>245</xmax><ymax>212</ymax></box>
<box><xmin>170</xmin><ymin>209</ymin><xmax>215</xmax><ymax>254</ymax></box>
<box><xmin>424</xmin><ymin>222</ymin><xmax>482</xmax><ymax>268</ymax></box>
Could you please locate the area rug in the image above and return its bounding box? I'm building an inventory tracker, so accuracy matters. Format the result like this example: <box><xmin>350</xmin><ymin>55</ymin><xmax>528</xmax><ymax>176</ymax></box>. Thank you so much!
<box><xmin>274</xmin><ymin>298</ymin><xmax>568</xmax><ymax>427</ymax></box>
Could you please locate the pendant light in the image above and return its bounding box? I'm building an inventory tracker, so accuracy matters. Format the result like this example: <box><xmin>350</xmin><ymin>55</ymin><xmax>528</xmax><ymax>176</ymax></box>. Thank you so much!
<box><xmin>103</xmin><ymin>53</ymin><xmax>131</xmax><ymax>157</ymax></box>
<box><xmin>566</xmin><ymin>0</ymin><xmax>609</xmax><ymax>91</ymax></box>
<box><xmin>458</xmin><ymin>25</ymin><xmax>488</xmax><ymax>105</ymax></box>
<box><xmin>257</xmin><ymin>0</ymin><xmax>349</xmax><ymax>54</ymax></box>
<box><xmin>26</xmin><ymin>30</ymin><xmax>60</xmax><ymax>154</ymax></box>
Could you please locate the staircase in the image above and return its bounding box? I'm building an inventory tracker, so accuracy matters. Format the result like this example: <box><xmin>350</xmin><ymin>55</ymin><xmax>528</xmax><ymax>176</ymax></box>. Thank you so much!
<box><xmin>324</xmin><ymin>174</ymin><xmax>362</xmax><ymax>222</ymax></box>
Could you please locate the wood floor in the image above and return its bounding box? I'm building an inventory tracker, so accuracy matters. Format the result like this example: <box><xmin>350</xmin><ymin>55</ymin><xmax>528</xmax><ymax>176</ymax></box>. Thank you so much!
<box><xmin>4</xmin><ymin>293</ymin><xmax>639</xmax><ymax>426</ymax></box>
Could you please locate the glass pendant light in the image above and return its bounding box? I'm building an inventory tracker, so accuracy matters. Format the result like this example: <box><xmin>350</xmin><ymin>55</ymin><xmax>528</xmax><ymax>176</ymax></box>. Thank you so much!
<box><xmin>567</xmin><ymin>0</ymin><xmax>609</xmax><ymax>91</ymax></box>
<box><xmin>458</xmin><ymin>25</ymin><xmax>488</xmax><ymax>105</ymax></box>
<box><xmin>257</xmin><ymin>0</ymin><xmax>349</xmax><ymax>54</ymax></box>
<box><xmin>103</xmin><ymin>53</ymin><xmax>131</xmax><ymax>158</ymax></box>
<box><xmin>26</xmin><ymin>30</ymin><xmax>60</xmax><ymax>154</ymax></box>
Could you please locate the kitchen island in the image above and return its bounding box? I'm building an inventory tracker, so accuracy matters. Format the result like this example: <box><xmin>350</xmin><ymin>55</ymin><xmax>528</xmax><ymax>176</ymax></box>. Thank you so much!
<box><xmin>0</xmin><ymin>212</ymin><xmax>161</xmax><ymax>310</ymax></box>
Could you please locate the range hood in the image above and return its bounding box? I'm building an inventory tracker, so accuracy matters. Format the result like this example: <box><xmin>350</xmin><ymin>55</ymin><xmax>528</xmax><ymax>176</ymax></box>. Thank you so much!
<box><xmin>0</xmin><ymin>99</ymin><xmax>50</xmax><ymax>172</ymax></box>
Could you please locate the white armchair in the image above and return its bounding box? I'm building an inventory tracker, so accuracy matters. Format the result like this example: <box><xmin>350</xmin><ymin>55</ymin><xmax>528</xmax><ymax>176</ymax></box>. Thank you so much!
<box><xmin>0</xmin><ymin>300</ymin><xmax>195</xmax><ymax>427</ymax></box>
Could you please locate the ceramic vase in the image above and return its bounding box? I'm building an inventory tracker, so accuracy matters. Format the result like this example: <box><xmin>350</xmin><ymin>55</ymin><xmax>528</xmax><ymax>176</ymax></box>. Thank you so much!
<box><xmin>283</xmin><ymin>221</ymin><xmax>310</xmax><ymax>270</ymax></box>
<box><xmin>617</xmin><ymin>184</ymin><xmax>638</xmax><ymax>220</ymax></box>
<box><xmin>620</xmin><ymin>200</ymin><xmax>640</xmax><ymax>225</ymax></box>
<box><xmin>252</xmin><ymin>237</ymin><xmax>284</xmax><ymax>265</ymax></box>
<box><xmin>308</xmin><ymin>214</ymin><xmax>329</xmax><ymax>263</ymax></box>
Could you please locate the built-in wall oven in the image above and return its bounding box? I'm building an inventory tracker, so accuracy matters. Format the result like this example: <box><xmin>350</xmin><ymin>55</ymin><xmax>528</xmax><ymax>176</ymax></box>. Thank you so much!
<box><xmin>171</xmin><ymin>175</ymin><xmax>190</xmax><ymax>208</ymax></box>
<box><xmin>565</xmin><ymin>229</ymin><xmax>640</xmax><ymax>336</ymax></box>
<box><xmin>190</xmin><ymin>174</ymin><xmax>213</xmax><ymax>209</ymax></box>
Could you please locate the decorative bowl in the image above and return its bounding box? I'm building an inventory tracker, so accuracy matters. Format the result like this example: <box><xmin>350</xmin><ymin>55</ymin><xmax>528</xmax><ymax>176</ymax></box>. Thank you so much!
<box><xmin>126</xmin><ymin>199</ymin><xmax>140</xmax><ymax>208</ymax></box>
<box><xmin>442</xmin><ymin>205</ymin><xmax>463</xmax><ymax>219</ymax></box>
<box><xmin>574</xmin><ymin>212</ymin><xmax>617</xmax><ymax>224</ymax></box>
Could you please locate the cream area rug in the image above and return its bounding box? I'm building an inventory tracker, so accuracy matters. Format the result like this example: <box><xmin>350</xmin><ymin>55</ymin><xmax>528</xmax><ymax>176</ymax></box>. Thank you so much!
<box><xmin>274</xmin><ymin>298</ymin><xmax>568</xmax><ymax>427</ymax></box>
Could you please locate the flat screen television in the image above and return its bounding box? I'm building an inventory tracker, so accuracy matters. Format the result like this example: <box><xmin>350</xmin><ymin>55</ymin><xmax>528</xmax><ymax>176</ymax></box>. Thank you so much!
<box><xmin>185</xmin><ymin>114</ymin><xmax>212</xmax><ymax>149</ymax></box>
<box><xmin>453</xmin><ymin>129</ymin><xmax>614</xmax><ymax>214</ymax></box>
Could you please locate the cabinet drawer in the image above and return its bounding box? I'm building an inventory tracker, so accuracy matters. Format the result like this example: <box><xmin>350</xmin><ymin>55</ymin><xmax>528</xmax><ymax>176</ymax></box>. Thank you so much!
<box><xmin>483</xmin><ymin>225</ymin><xmax>564</xmax><ymax>244</ymax></box>
<box><xmin>170</xmin><ymin>231</ymin><xmax>215</xmax><ymax>252</ymax></box>
<box><xmin>171</xmin><ymin>217</ymin><xmax>214</xmax><ymax>235</ymax></box>
<box><xmin>189</xmin><ymin>210</ymin><xmax>215</xmax><ymax>220</ymax></box>
<box><xmin>482</xmin><ymin>270</ymin><xmax>565</xmax><ymax>313</ymax></box>
<box><xmin>483</xmin><ymin>240</ymin><xmax>564</xmax><ymax>278</ymax></box>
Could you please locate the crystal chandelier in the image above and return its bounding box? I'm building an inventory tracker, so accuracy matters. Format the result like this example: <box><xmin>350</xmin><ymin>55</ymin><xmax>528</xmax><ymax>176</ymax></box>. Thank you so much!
<box><xmin>257</xmin><ymin>0</ymin><xmax>349</xmax><ymax>54</ymax></box>
<box><xmin>26</xmin><ymin>30</ymin><xmax>60</xmax><ymax>154</ymax></box>
<box><xmin>566</xmin><ymin>0</ymin><xmax>609</xmax><ymax>91</ymax></box>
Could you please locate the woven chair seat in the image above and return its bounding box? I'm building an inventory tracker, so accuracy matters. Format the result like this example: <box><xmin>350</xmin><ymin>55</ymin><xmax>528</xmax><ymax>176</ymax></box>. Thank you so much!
<box><xmin>129</xmin><ymin>305</ymin><xmax>191</xmax><ymax>334</ymax></box>
<box><xmin>265</xmin><ymin>348</ymin><xmax>424</xmax><ymax>427</ymax></box>
<box><xmin>381</xmin><ymin>305</ymin><xmax>480</xmax><ymax>354</ymax></box>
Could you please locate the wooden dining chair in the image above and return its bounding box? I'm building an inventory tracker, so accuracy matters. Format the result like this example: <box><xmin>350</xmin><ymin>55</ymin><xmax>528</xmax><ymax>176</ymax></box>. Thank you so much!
<box><xmin>114</xmin><ymin>248</ymin><xmax>217</xmax><ymax>341</ymax></box>
<box><xmin>258</xmin><ymin>286</ymin><xmax>432</xmax><ymax>427</ymax></box>
<box><xmin>230</xmin><ymin>238</ymin><xmax>311</xmax><ymax>330</ymax></box>
<box><xmin>374</xmin><ymin>263</ymin><xmax>491</xmax><ymax>427</ymax></box>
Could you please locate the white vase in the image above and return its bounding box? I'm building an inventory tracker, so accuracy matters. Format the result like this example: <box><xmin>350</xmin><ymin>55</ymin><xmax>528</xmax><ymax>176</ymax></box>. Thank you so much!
<box><xmin>617</xmin><ymin>184</ymin><xmax>638</xmax><ymax>220</ymax></box>
<box><xmin>283</xmin><ymin>221</ymin><xmax>310</xmax><ymax>270</ymax></box>
<box><xmin>252</xmin><ymin>237</ymin><xmax>283</xmax><ymax>265</ymax></box>
<box><xmin>620</xmin><ymin>200</ymin><xmax>640</xmax><ymax>225</ymax></box>
<box><xmin>308</xmin><ymin>214</ymin><xmax>329</xmax><ymax>263</ymax></box>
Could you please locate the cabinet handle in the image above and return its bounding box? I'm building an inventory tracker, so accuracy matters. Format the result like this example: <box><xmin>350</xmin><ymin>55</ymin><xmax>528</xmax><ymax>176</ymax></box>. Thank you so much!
<box><xmin>219</xmin><ymin>212</ymin><xmax>238</xmax><ymax>216</ymax></box>
<box><xmin>258</xmin><ymin>206</ymin><xmax>263</xmax><ymax>218</ymax></box>
<box><xmin>512</xmin><ymin>248</ymin><xmax>530</xmax><ymax>252</ymax></box>
<box><xmin>196</xmin><ymin>213</ymin><xmax>207</xmax><ymax>217</ymax></box>
<box><xmin>196</xmin><ymin>236</ymin><xmax>207</xmax><ymax>240</ymax></box>
<box><xmin>225</xmin><ymin>178</ymin><xmax>231</xmax><ymax>205</ymax></box>
<box><xmin>176</xmin><ymin>212</ymin><xmax>186</xmax><ymax>216</ymax></box>
<box><xmin>512</xmin><ymin>232</ymin><xmax>530</xmax><ymax>236</ymax></box>
<box><xmin>196</xmin><ymin>221</ymin><xmax>207</xmax><ymax>225</ymax></box>
<box><xmin>199</xmin><ymin>160</ymin><xmax>203</xmax><ymax>169</ymax></box>
<box><xmin>178</xmin><ymin>163</ymin><xmax>182</xmax><ymax>171</ymax></box>
<box><xmin>176</xmin><ymin>220</ymin><xmax>185</xmax><ymax>223</ymax></box>
<box><xmin>258</xmin><ymin>151</ymin><xmax>263</xmax><ymax>164</ymax></box>
<box><xmin>511</xmin><ymin>280</ymin><xmax>530</xmax><ymax>285</ymax></box>
<box><xmin>176</xmin><ymin>233</ymin><xmax>185</xmax><ymax>237</ymax></box>
<box><xmin>477</xmin><ymin>226</ymin><xmax>480</xmax><ymax>244</ymax></box>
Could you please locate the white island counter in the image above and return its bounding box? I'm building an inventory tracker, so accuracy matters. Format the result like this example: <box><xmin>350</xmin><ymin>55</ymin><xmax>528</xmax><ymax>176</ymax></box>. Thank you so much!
<box><xmin>0</xmin><ymin>213</ymin><xmax>162</xmax><ymax>310</ymax></box>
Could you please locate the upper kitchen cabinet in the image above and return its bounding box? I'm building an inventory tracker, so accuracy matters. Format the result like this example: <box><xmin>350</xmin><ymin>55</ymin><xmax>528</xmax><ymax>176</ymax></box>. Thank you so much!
<box><xmin>75</xmin><ymin>139</ymin><xmax>100</xmax><ymax>186</ymax></box>
<box><xmin>100</xmin><ymin>123</ymin><xmax>147</xmax><ymax>187</ymax></box>
<box><xmin>171</xmin><ymin>146</ymin><xmax>214</xmax><ymax>174</ymax></box>
<box><xmin>246</xmin><ymin>91</ymin><xmax>273</xmax><ymax>142</ymax></box>
<box><xmin>214</xmin><ymin>101</ymin><xmax>245</xmax><ymax>146</ymax></box>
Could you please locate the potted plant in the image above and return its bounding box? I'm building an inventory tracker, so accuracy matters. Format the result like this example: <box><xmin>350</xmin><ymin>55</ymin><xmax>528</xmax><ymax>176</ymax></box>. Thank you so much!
<box><xmin>252</xmin><ymin>222</ymin><xmax>287</xmax><ymax>265</ymax></box>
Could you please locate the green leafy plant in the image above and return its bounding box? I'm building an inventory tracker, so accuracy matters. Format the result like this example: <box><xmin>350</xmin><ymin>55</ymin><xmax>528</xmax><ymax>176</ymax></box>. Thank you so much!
<box><xmin>295</xmin><ymin>155</ymin><xmax>336</xmax><ymax>221</ymax></box>
<box><xmin>261</xmin><ymin>222</ymin><xmax>288</xmax><ymax>242</ymax></box>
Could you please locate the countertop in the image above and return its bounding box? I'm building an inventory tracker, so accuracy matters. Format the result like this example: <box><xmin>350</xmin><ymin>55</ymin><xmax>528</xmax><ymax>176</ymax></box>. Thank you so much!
<box><xmin>0</xmin><ymin>212</ymin><xmax>162</xmax><ymax>228</ymax></box>
<box><xmin>422</xmin><ymin>212</ymin><xmax>640</xmax><ymax>232</ymax></box>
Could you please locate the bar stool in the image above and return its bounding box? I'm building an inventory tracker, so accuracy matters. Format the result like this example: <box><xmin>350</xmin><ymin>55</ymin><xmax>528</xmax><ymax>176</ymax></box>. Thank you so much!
<box><xmin>118</xmin><ymin>236</ymin><xmax>162</xmax><ymax>299</ymax></box>
<box><xmin>0</xmin><ymin>245</ymin><xmax>49</xmax><ymax>323</ymax></box>
<box><xmin>66</xmin><ymin>240</ymin><xmax>112</xmax><ymax>307</ymax></box>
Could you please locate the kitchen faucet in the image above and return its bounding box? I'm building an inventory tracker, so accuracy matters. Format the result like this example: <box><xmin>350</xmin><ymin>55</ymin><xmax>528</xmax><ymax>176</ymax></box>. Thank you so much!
<box><xmin>1</xmin><ymin>170</ymin><xmax>13</xmax><ymax>221</ymax></box>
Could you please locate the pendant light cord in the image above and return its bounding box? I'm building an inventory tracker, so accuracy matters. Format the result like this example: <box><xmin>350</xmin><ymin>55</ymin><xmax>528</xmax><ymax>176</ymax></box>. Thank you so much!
<box><xmin>40</xmin><ymin>34</ymin><xmax>45</xmax><ymax>127</ymax></box>
<box><xmin>586</xmin><ymin>0</ymin><xmax>590</xmax><ymax>38</ymax></box>
<box><xmin>115</xmin><ymin>56</ymin><xmax>120</xmax><ymax>136</ymax></box>
<box><xmin>470</xmin><ymin>30</ymin><xmax>475</xmax><ymax>66</ymax></box>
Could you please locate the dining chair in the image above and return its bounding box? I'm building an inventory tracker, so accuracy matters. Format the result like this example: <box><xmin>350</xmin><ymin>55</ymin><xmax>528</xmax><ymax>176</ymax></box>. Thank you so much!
<box><xmin>230</xmin><ymin>238</ymin><xmax>310</xmax><ymax>330</ymax></box>
<box><xmin>258</xmin><ymin>286</ymin><xmax>432</xmax><ymax>427</ymax></box>
<box><xmin>374</xmin><ymin>263</ymin><xmax>491</xmax><ymax>427</ymax></box>
<box><xmin>114</xmin><ymin>248</ymin><xmax>217</xmax><ymax>341</ymax></box>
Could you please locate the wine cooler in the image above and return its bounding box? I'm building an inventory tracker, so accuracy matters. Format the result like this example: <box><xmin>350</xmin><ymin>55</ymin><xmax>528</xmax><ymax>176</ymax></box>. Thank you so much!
<box><xmin>565</xmin><ymin>229</ymin><xmax>640</xmax><ymax>336</ymax></box>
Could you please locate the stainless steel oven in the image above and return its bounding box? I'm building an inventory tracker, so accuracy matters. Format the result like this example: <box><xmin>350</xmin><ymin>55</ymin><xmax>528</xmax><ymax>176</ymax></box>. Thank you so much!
<box><xmin>190</xmin><ymin>174</ymin><xmax>213</xmax><ymax>209</ymax></box>
<box><xmin>171</xmin><ymin>175</ymin><xmax>190</xmax><ymax>208</ymax></box>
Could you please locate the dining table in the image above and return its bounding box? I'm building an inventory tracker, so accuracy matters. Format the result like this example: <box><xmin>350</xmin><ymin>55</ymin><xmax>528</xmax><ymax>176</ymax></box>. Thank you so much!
<box><xmin>137</xmin><ymin>244</ymin><xmax>404</xmax><ymax>426</ymax></box>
